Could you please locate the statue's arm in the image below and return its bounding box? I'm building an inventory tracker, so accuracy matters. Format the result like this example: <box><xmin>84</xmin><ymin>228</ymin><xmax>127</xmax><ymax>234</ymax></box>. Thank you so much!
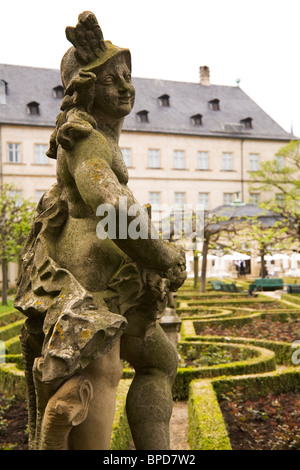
<box><xmin>65</xmin><ymin>134</ymin><xmax>181</xmax><ymax>271</ymax></box>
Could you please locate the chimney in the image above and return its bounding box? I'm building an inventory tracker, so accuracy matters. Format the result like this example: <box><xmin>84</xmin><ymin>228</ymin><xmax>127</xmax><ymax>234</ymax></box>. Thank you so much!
<box><xmin>200</xmin><ymin>66</ymin><xmax>210</xmax><ymax>86</ymax></box>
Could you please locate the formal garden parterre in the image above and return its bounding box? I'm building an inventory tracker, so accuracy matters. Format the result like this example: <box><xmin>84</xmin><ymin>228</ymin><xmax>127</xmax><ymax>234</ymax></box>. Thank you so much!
<box><xmin>0</xmin><ymin>279</ymin><xmax>299</xmax><ymax>450</ymax></box>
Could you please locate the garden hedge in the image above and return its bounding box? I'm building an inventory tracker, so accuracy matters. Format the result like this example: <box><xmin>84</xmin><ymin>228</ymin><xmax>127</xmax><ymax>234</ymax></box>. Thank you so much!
<box><xmin>0</xmin><ymin>295</ymin><xmax>300</xmax><ymax>450</ymax></box>
<box><xmin>110</xmin><ymin>379</ymin><xmax>132</xmax><ymax>450</ymax></box>
<box><xmin>188</xmin><ymin>379</ymin><xmax>232</xmax><ymax>450</ymax></box>
<box><xmin>281</xmin><ymin>293</ymin><xmax>300</xmax><ymax>306</ymax></box>
<box><xmin>188</xmin><ymin>367</ymin><xmax>300</xmax><ymax>450</ymax></box>
<box><xmin>0</xmin><ymin>319</ymin><xmax>24</xmax><ymax>342</ymax></box>
<box><xmin>173</xmin><ymin>340</ymin><xmax>276</xmax><ymax>400</ymax></box>
<box><xmin>0</xmin><ymin>310</ymin><xmax>23</xmax><ymax>326</ymax></box>
<box><xmin>0</xmin><ymin>362</ymin><xmax>26</xmax><ymax>399</ymax></box>
<box><xmin>188</xmin><ymin>334</ymin><xmax>296</xmax><ymax>366</ymax></box>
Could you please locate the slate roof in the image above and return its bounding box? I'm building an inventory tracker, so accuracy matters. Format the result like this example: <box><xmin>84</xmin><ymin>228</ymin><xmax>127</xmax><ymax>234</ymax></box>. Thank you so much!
<box><xmin>0</xmin><ymin>64</ymin><xmax>62</xmax><ymax>127</ymax></box>
<box><xmin>0</xmin><ymin>63</ymin><xmax>293</xmax><ymax>141</ymax></box>
<box><xmin>209</xmin><ymin>203</ymin><xmax>281</xmax><ymax>229</ymax></box>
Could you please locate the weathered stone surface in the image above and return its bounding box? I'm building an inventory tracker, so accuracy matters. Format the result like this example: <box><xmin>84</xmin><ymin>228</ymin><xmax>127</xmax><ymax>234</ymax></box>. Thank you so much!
<box><xmin>15</xmin><ymin>11</ymin><xmax>186</xmax><ymax>450</ymax></box>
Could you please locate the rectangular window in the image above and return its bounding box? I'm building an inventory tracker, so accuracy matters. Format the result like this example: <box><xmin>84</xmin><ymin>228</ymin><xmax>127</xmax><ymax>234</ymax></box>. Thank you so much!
<box><xmin>9</xmin><ymin>189</ymin><xmax>22</xmax><ymax>206</ymax></box>
<box><xmin>276</xmin><ymin>155</ymin><xmax>285</xmax><ymax>169</ymax></box>
<box><xmin>198</xmin><ymin>192</ymin><xmax>209</xmax><ymax>210</ymax></box>
<box><xmin>148</xmin><ymin>149</ymin><xmax>160</xmax><ymax>168</ymax></box>
<box><xmin>173</xmin><ymin>150</ymin><xmax>185</xmax><ymax>169</ymax></box>
<box><xmin>36</xmin><ymin>190</ymin><xmax>45</xmax><ymax>204</ymax></box>
<box><xmin>7</xmin><ymin>143</ymin><xmax>21</xmax><ymax>163</ymax></box>
<box><xmin>34</xmin><ymin>144</ymin><xmax>48</xmax><ymax>164</ymax></box>
<box><xmin>223</xmin><ymin>193</ymin><xmax>233</xmax><ymax>205</ymax></box>
<box><xmin>121</xmin><ymin>148</ymin><xmax>132</xmax><ymax>167</ymax></box>
<box><xmin>249</xmin><ymin>153</ymin><xmax>259</xmax><ymax>171</ymax></box>
<box><xmin>249</xmin><ymin>193</ymin><xmax>260</xmax><ymax>204</ymax></box>
<box><xmin>197</xmin><ymin>151</ymin><xmax>209</xmax><ymax>170</ymax></box>
<box><xmin>222</xmin><ymin>152</ymin><xmax>233</xmax><ymax>171</ymax></box>
<box><xmin>149</xmin><ymin>192</ymin><xmax>161</xmax><ymax>211</ymax></box>
<box><xmin>275</xmin><ymin>193</ymin><xmax>285</xmax><ymax>204</ymax></box>
<box><xmin>174</xmin><ymin>192</ymin><xmax>185</xmax><ymax>208</ymax></box>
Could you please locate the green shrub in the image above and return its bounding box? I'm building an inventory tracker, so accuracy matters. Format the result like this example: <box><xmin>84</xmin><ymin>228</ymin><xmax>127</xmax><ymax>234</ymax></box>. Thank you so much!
<box><xmin>110</xmin><ymin>379</ymin><xmax>132</xmax><ymax>450</ymax></box>
<box><xmin>173</xmin><ymin>341</ymin><xmax>276</xmax><ymax>400</ymax></box>
<box><xmin>0</xmin><ymin>310</ymin><xmax>23</xmax><ymax>327</ymax></box>
<box><xmin>0</xmin><ymin>363</ymin><xmax>26</xmax><ymax>399</ymax></box>
<box><xmin>188</xmin><ymin>379</ymin><xmax>231</xmax><ymax>450</ymax></box>
<box><xmin>212</xmin><ymin>367</ymin><xmax>300</xmax><ymax>400</ymax></box>
<box><xmin>189</xmin><ymin>334</ymin><xmax>295</xmax><ymax>366</ymax></box>
<box><xmin>0</xmin><ymin>320</ymin><xmax>24</xmax><ymax>342</ymax></box>
<box><xmin>188</xmin><ymin>367</ymin><xmax>300</xmax><ymax>450</ymax></box>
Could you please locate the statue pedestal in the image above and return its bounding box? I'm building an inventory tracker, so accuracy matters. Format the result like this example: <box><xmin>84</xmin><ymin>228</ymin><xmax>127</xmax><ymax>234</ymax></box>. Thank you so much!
<box><xmin>159</xmin><ymin>307</ymin><xmax>182</xmax><ymax>350</ymax></box>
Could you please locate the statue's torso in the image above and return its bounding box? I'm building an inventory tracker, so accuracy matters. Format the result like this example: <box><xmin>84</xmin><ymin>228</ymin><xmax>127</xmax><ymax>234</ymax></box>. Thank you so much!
<box><xmin>54</xmin><ymin>129</ymin><xmax>130</xmax><ymax>293</ymax></box>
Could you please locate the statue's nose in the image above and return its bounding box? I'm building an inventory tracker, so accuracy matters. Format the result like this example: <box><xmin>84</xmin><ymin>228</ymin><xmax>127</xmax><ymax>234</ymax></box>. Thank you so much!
<box><xmin>118</xmin><ymin>78</ymin><xmax>132</xmax><ymax>94</ymax></box>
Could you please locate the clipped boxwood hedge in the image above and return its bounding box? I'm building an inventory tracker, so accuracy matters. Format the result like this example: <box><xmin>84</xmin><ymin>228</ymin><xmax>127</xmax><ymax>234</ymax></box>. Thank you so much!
<box><xmin>0</xmin><ymin>319</ymin><xmax>24</xmax><ymax>342</ymax></box>
<box><xmin>173</xmin><ymin>340</ymin><xmax>276</xmax><ymax>400</ymax></box>
<box><xmin>0</xmin><ymin>310</ymin><xmax>23</xmax><ymax>327</ymax></box>
<box><xmin>188</xmin><ymin>367</ymin><xmax>300</xmax><ymax>450</ymax></box>
<box><xmin>188</xmin><ymin>379</ymin><xmax>232</xmax><ymax>450</ymax></box>
<box><xmin>281</xmin><ymin>293</ymin><xmax>300</xmax><ymax>306</ymax></box>
<box><xmin>212</xmin><ymin>366</ymin><xmax>300</xmax><ymax>400</ymax></box>
<box><xmin>190</xmin><ymin>334</ymin><xmax>296</xmax><ymax>366</ymax></box>
<box><xmin>4</xmin><ymin>335</ymin><xmax>22</xmax><ymax>355</ymax></box>
<box><xmin>0</xmin><ymin>362</ymin><xmax>26</xmax><ymax>399</ymax></box>
<box><xmin>0</xmin><ymin>298</ymin><xmax>299</xmax><ymax>450</ymax></box>
<box><xmin>110</xmin><ymin>379</ymin><xmax>132</xmax><ymax>450</ymax></box>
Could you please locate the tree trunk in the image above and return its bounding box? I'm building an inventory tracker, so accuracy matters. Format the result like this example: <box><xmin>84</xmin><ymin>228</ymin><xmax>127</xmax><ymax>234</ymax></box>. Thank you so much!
<box><xmin>260</xmin><ymin>248</ymin><xmax>267</xmax><ymax>278</ymax></box>
<box><xmin>200</xmin><ymin>238</ymin><xmax>209</xmax><ymax>293</ymax></box>
<box><xmin>2</xmin><ymin>260</ymin><xmax>8</xmax><ymax>305</ymax></box>
<box><xmin>193</xmin><ymin>250</ymin><xmax>199</xmax><ymax>288</ymax></box>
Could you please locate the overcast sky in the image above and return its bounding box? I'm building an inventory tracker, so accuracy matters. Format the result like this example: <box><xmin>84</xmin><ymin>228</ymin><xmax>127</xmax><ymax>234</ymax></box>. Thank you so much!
<box><xmin>2</xmin><ymin>0</ymin><xmax>300</xmax><ymax>137</ymax></box>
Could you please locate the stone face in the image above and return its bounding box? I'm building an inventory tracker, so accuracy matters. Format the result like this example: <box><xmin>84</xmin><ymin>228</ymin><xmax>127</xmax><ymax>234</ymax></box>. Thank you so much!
<box><xmin>15</xmin><ymin>11</ymin><xmax>186</xmax><ymax>450</ymax></box>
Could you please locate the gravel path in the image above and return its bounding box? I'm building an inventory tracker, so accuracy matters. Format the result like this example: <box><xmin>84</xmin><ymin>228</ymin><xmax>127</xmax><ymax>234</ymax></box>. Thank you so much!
<box><xmin>170</xmin><ymin>401</ymin><xmax>190</xmax><ymax>450</ymax></box>
<box><xmin>129</xmin><ymin>400</ymin><xmax>190</xmax><ymax>450</ymax></box>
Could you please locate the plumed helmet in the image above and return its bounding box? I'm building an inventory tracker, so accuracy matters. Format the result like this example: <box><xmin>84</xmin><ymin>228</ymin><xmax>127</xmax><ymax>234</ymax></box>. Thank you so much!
<box><xmin>61</xmin><ymin>11</ymin><xmax>131</xmax><ymax>94</ymax></box>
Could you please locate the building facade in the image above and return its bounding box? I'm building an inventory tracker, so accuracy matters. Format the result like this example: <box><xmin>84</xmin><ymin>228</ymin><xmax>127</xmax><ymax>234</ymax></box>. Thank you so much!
<box><xmin>0</xmin><ymin>63</ymin><xmax>294</xmax><ymax>282</ymax></box>
<box><xmin>0</xmin><ymin>63</ymin><xmax>292</xmax><ymax>208</ymax></box>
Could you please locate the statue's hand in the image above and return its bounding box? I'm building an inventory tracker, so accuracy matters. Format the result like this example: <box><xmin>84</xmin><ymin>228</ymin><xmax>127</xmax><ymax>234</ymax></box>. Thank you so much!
<box><xmin>165</xmin><ymin>245</ymin><xmax>187</xmax><ymax>291</ymax></box>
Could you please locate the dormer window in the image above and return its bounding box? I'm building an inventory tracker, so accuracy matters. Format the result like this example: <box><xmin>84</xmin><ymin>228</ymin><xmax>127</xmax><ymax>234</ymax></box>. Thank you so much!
<box><xmin>158</xmin><ymin>94</ymin><xmax>170</xmax><ymax>107</ymax></box>
<box><xmin>0</xmin><ymin>80</ymin><xmax>8</xmax><ymax>104</ymax></box>
<box><xmin>136</xmin><ymin>110</ymin><xmax>149</xmax><ymax>123</ymax></box>
<box><xmin>240</xmin><ymin>117</ymin><xmax>253</xmax><ymax>129</ymax></box>
<box><xmin>27</xmin><ymin>101</ymin><xmax>40</xmax><ymax>115</ymax></box>
<box><xmin>208</xmin><ymin>99</ymin><xmax>220</xmax><ymax>111</ymax></box>
<box><xmin>53</xmin><ymin>85</ymin><xmax>64</xmax><ymax>99</ymax></box>
<box><xmin>191</xmin><ymin>114</ymin><xmax>203</xmax><ymax>126</ymax></box>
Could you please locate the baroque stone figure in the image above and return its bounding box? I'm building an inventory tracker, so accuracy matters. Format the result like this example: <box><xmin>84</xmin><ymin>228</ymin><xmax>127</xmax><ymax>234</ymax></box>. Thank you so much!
<box><xmin>14</xmin><ymin>11</ymin><xmax>186</xmax><ymax>450</ymax></box>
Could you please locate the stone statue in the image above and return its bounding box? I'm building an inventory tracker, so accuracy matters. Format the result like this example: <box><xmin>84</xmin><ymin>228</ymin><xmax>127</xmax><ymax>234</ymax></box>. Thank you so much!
<box><xmin>14</xmin><ymin>11</ymin><xmax>186</xmax><ymax>450</ymax></box>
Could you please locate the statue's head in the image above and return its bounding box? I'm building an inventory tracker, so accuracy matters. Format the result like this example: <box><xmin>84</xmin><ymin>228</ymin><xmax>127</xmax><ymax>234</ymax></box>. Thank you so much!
<box><xmin>60</xmin><ymin>11</ymin><xmax>133</xmax><ymax>115</ymax></box>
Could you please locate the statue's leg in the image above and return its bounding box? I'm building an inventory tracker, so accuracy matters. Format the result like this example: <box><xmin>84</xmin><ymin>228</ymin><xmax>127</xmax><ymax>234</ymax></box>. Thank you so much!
<box><xmin>120</xmin><ymin>321</ymin><xmax>178</xmax><ymax>450</ymax></box>
<box><xmin>31</xmin><ymin>357</ymin><xmax>93</xmax><ymax>450</ymax></box>
<box><xmin>68</xmin><ymin>339</ymin><xmax>123</xmax><ymax>450</ymax></box>
<box><xmin>39</xmin><ymin>374</ymin><xmax>93</xmax><ymax>450</ymax></box>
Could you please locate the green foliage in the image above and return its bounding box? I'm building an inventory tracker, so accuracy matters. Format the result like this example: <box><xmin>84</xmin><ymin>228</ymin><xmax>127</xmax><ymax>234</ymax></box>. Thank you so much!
<box><xmin>249</xmin><ymin>140</ymin><xmax>300</xmax><ymax>246</ymax></box>
<box><xmin>188</xmin><ymin>368</ymin><xmax>300</xmax><ymax>450</ymax></box>
<box><xmin>173</xmin><ymin>341</ymin><xmax>276</xmax><ymax>400</ymax></box>
<box><xmin>0</xmin><ymin>184</ymin><xmax>35</xmax><ymax>264</ymax></box>
<box><xmin>110</xmin><ymin>379</ymin><xmax>132</xmax><ymax>450</ymax></box>
<box><xmin>0</xmin><ymin>394</ymin><xmax>15</xmax><ymax>433</ymax></box>
<box><xmin>0</xmin><ymin>184</ymin><xmax>35</xmax><ymax>304</ymax></box>
<box><xmin>1</xmin><ymin>292</ymin><xmax>300</xmax><ymax>450</ymax></box>
<box><xmin>188</xmin><ymin>380</ymin><xmax>232</xmax><ymax>450</ymax></box>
